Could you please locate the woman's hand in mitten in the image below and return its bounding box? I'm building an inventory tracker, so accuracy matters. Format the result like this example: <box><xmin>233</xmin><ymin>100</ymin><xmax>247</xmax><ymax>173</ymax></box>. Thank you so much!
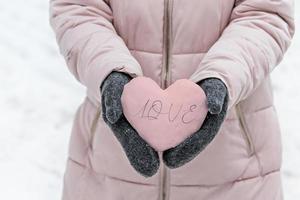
<box><xmin>100</xmin><ymin>71</ymin><xmax>160</xmax><ymax>177</ymax></box>
<box><xmin>163</xmin><ymin>78</ymin><xmax>228</xmax><ymax>168</ymax></box>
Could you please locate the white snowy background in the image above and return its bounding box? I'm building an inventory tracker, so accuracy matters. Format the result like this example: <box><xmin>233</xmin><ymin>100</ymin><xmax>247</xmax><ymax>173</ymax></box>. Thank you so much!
<box><xmin>0</xmin><ymin>1</ymin><xmax>299</xmax><ymax>199</ymax></box>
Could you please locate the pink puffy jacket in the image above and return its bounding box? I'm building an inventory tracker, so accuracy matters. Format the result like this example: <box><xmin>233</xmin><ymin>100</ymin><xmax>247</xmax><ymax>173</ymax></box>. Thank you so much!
<box><xmin>49</xmin><ymin>0</ymin><xmax>295</xmax><ymax>199</ymax></box>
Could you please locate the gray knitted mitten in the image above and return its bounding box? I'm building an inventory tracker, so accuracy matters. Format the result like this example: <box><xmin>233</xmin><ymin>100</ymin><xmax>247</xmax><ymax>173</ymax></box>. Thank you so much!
<box><xmin>163</xmin><ymin>78</ymin><xmax>229</xmax><ymax>168</ymax></box>
<box><xmin>100</xmin><ymin>71</ymin><xmax>160</xmax><ymax>177</ymax></box>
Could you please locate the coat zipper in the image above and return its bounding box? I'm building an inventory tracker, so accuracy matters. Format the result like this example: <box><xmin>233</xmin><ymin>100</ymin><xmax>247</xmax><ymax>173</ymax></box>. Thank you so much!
<box><xmin>236</xmin><ymin>103</ymin><xmax>255</xmax><ymax>156</ymax></box>
<box><xmin>160</xmin><ymin>0</ymin><xmax>173</xmax><ymax>200</ymax></box>
<box><xmin>161</xmin><ymin>0</ymin><xmax>173</xmax><ymax>89</ymax></box>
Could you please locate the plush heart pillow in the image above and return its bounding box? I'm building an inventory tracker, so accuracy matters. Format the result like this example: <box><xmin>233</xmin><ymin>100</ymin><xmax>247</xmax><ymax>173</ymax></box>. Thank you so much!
<box><xmin>121</xmin><ymin>76</ymin><xmax>208</xmax><ymax>151</ymax></box>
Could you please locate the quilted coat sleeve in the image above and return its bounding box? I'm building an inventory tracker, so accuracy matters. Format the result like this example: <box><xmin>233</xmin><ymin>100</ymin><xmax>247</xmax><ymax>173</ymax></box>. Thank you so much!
<box><xmin>189</xmin><ymin>0</ymin><xmax>295</xmax><ymax>109</ymax></box>
<box><xmin>49</xmin><ymin>0</ymin><xmax>143</xmax><ymax>104</ymax></box>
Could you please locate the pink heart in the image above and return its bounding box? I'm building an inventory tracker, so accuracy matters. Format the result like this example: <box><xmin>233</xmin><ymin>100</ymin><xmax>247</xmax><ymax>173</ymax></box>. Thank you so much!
<box><xmin>121</xmin><ymin>76</ymin><xmax>208</xmax><ymax>151</ymax></box>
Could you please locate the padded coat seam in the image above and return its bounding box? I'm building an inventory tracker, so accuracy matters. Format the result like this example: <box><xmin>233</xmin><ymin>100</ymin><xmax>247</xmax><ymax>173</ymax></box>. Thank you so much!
<box><xmin>69</xmin><ymin>156</ymin><xmax>158</xmax><ymax>186</ymax></box>
<box><xmin>129</xmin><ymin>48</ymin><xmax>207</xmax><ymax>55</ymax></box>
<box><xmin>169</xmin><ymin>169</ymin><xmax>280</xmax><ymax>188</ymax></box>
<box><xmin>68</xmin><ymin>156</ymin><xmax>279</xmax><ymax>188</ymax></box>
<box><xmin>243</xmin><ymin>104</ymin><xmax>274</xmax><ymax>117</ymax></box>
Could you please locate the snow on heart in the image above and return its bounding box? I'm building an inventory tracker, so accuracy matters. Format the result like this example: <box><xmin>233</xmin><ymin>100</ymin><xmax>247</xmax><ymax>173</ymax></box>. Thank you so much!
<box><xmin>121</xmin><ymin>76</ymin><xmax>208</xmax><ymax>151</ymax></box>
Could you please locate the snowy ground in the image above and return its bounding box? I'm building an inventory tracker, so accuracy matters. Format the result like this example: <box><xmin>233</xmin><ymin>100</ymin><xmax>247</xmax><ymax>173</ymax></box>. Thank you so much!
<box><xmin>0</xmin><ymin>1</ymin><xmax>299</xmax><ymax>200</ymax></box>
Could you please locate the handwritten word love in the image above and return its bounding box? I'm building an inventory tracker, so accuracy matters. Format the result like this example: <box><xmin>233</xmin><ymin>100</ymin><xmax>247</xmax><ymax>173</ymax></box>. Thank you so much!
<box><xmin>133</xmin><ymin>99</ymin><xmax>202</xmax><ymax>124</ymax></box>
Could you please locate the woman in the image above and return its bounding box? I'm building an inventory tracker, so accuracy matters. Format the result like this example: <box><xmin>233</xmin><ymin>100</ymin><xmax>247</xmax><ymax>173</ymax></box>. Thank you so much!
<box><xmin>49</xmin><ymin>0</ymin><xmax>295</xmax><ymax>199</ymax></box>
